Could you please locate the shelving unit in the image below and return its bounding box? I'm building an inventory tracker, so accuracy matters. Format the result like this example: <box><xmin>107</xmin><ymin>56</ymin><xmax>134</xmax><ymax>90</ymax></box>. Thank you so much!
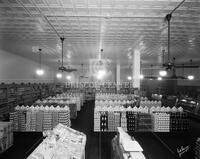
<box><xmin>178</xmin><ymin>97</ymin><xmax>200</xmax><ymax>119</ymax></box>
<box><xmin>0</xmin><ymin>83</ymin><xmax>64</xmax><ymax>120</ymax></box>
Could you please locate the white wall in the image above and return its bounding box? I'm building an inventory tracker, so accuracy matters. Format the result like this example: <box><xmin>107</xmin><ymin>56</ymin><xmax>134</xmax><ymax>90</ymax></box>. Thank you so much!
<box><xmin>0</xmin><ymin>49</ymin><xmax>56</xmax><ymax>83</ymax></box>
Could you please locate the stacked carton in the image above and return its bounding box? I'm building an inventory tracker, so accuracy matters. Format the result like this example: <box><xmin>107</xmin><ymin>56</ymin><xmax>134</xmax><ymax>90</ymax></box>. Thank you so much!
<box><xmin>137</xmin><ymin>113</ymin><xmax>153</xmax><ymax>132</ymax></box>
<box><xmin>0</xmin><ymin>122</ymin><xmax>13</xmax><ymax>154</ymax></box>
<box><xmin>100</xmin><ymin>112</ymin><xmax>108</xmax><ymax>131</ymax></box>
<box><xmin>195</xmin><ymin>138</ymin><xmax>200</xmax><ymax>159</ymax></box>
<box><xmin>94</xmin><ymin>112</ymin><xmax>100</xmax><ymax>132</ymax></box>
<box><xmin>153</xmin><ymin>113</ymin><xmax>170</xmax><ymax>132</ymax></box>
<box><xmin>126</xmin><ymin>111</ymin><xmax>137</xmax><ymax>132</ymax></box>
<box><xmin>114</xmin><ymin>112</ymin><xmax>121</xmax><ymax>131</ymax></box>
<box><xmin>121</xmin><ymin>112</ymin><xmax>127</xmax><ymax>132</ymax></box>
<box><xmin>170</xmin><ymin>112</ymin><xmax>190</xmax><ymax>132</ymax></box>
<box><xmin>108</xmin><ymin>112</ymin><xmax>115</xmax><ymax>132</ymax></box>
<box><xmin>10</xmin><ymin>105</ymin><xmax>71</xmax><ymax>132</ymax></box>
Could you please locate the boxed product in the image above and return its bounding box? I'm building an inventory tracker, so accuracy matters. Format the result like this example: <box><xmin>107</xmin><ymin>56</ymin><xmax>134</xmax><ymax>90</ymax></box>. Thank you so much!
<box><xmin>0</xmin><ymin>122</ymin><xmax>13</xmax><ymax>154</ymax></box>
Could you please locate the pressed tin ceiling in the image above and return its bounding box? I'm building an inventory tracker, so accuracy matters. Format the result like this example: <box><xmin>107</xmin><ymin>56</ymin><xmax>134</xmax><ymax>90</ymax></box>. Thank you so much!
<box><xmin>0</xmin><ymin>0</ymin><xmax>200</xmax><ymax>67</ymax></box>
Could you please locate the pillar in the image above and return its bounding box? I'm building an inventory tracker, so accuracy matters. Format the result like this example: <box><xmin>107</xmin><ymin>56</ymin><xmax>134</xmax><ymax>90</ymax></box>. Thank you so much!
<box><xmin>116</xmin><ymin>63</ymin><xmax>120</xmax><ymax>91</ymax></box>
<box><xmin>132</xmin><ymin>49</ymin><xmax>140</xmax><ymax>89</ymax></box>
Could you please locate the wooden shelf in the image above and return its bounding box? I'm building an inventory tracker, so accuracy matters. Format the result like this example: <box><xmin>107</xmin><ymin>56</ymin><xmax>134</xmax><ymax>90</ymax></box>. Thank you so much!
<box><xmin>0</xmin><ymin>83</ymin><xmax>64</xmax><ymax>118</ymax></box>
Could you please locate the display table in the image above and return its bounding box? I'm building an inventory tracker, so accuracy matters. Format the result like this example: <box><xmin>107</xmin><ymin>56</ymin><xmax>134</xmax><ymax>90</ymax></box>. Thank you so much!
<box><xmin>27</xmin><ymin>124</ymin><xmax>86</xmax><ymax>159</ymax></box>
<box><xmin>111</xmin><ymin>127</ymin><xmax>146</xmax><ymax>159</ymax></box>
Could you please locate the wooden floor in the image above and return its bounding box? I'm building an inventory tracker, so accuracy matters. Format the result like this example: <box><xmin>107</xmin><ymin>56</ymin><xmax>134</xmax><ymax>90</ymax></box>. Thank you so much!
<box><xmin>1</xmin><ymin>100</ymin><xmax>200</xmax><ymax>159</ymax></box>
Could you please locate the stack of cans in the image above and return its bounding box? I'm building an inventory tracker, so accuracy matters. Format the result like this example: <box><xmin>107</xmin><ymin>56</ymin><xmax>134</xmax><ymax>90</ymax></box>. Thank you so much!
<box><xmin>94</xmin><ymin>112</ymin><xmax>100</xmax><ymax>132</ymax></box>
<box><xmin>126</xmin><ymin>111</ymin><xmax>137</xmax><ymax>132</ymax></box>
<box><xmin>100</xmin><ymin>112</ymin><xmax>108</xmax><ymax>131</ymax></box>
<box><xmin>0</xmin><ymin>122</ymin><xmax>13</xmax><ymax>154</ymax></box>
<box><xmin>108</xmin><ymin>112</ymin><xmax>115</xmax><ymax>132</ymax></box>
<box><xmin>153</xmin><ymin>113</ymin><xmax>170</xmax><ymax>132</ymax></box>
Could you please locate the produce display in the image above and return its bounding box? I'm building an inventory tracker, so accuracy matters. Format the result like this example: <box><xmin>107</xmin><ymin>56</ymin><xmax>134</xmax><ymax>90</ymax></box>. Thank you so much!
<box><xmin>27</xmin><ymin>123</ymin><xmax>86</xmax><ymax>159</ymax></box>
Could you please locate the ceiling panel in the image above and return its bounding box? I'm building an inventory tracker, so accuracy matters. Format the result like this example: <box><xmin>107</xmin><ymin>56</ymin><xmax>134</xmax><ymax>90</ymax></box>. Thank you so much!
<box><xmin>0</xmin><ymin>0</ymin><xmax>199</xmax><ymax>68</ymax></box>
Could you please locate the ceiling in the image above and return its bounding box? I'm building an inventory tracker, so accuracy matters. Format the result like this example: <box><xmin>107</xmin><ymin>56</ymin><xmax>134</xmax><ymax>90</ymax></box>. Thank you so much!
<box><xmin>0</xmin><ymin>0</ymin><xmax>200</xmax><ymax>68</ymax></box>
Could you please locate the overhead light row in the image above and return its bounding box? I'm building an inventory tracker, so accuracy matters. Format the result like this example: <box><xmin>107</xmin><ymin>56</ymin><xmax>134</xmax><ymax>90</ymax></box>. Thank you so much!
<box><xmin>36</xmin><ymin>70</ymin><xmax>71</xmax><ymax>80</ymax></box>
<box><xmin>127</xmin><ymin>74</ymin><xmax>195</xmax><ymax>81</ymax></box>
<box><xmin>127</xmin><ymin>75</ymin><xmax>144</xmax><ymax>80</ymax></box>
<box><xmin>56</xmin><ymin>73</ymin><xmax>71</xmax><ymax>80</ymax></box>
<box><xmin>159</xmin><ymin>70</ymin><xmax>195</xmax><ymax>80</ymax></box>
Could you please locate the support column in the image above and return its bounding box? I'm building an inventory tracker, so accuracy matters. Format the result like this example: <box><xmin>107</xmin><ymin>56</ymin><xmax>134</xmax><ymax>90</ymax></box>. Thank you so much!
<box><xmin>116</xmin><ymin>63</ymin><xmax>120</xmax><ymax>92</ymax></box>
<box><xmin>132</xmin><ymin>49</ymin><xmax>140</xmax><ymax>89</ymax></box>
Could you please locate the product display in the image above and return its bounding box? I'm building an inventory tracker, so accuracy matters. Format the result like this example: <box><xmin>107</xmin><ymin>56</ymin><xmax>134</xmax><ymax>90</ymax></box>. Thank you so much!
<box><xmin>137</xmin><ymin>113</ymin><xmax>153</xmax><ymax>132</ymax></box>
<box><xmin>0</xmin><ymin>122</ymin><xmax>13</xmax><ymax>154</ymax></box>
<box><xmin>140</xmin><ymin>100</ymin><xmax>162</xmax><ymax>108</ymax></box>
<box><xmin>9</xmin><ymin>105</ymin><xmax>70</xmax><ymax>132</ymax></box>
<box><xmin>96</xmin><ymin>93</ymin><xmax>138</xmax><ymax>101</ymax></box>
<box><xmin>94</xmin><ymin>105</ymin><xmax>188</xmax><ymax>132</ymax></box>
<box><xmin>170</xmin><ymin>112</ymin><xmax>190</xmax><ymax>132</ymax></box>
<box><xmin>35</xmin><ymin>93</ymin><xmax>85</xmax><ymax>119</ymax></box>
<box><xmin>46</xmin><ymin>93</ymin><xmax>85</xmax><ymax>111</ymax></box>
<box><xmin>27</xmin><ymin>123</ymin><xmax>86</xmax><ymax>159</ymax></box>
<box><xmin>153</xmin><ymin>113</ymin><xmax>170</xmax><ymax>132</ymax></box>
<box><xmin>195</xmin><ymin>138</ymin><xmax>200</xmax><ymax>159</ymax></box>
<box><xmin>111</xmin><ymin>127</ymin><xmax>146</xmax><ymax>159</ymax></box>
<box><xmin>0</xmin><ymin>83</ymin><xmax>62</xmax><ymax>118</ymax></box>
<box><xmin>126</xmin><ymin>112</ymin><xmax>137</xmax><ymax>132</ymax></box>
<box><xmin>151</xmin><ymin>94</ymin><xmax>163</xmax><ymax>101</ymax></box>
<box><xmin>95</xmin><ymin>100</ymin><xmax>137</xmax><ymax>108</ymax></box>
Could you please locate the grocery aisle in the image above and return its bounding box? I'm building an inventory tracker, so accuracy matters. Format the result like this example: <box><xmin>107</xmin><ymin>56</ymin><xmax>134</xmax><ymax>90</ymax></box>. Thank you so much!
<box><xmin>1</xmin><ymin>101</ymin><xmax>200</xmax><ymax>159</ymax></box>
<box><xmin>71</xmin><ymin>100</ymin><xmax>198</xmax><ymax>159</ymax></box>
<box><xmin>71</xmin><ymin>100</ymin><xmax>115</xmax><ymax>159</ymax></box>
<box><xmin>71</xmin><ymin>100</ymin><xmax>102</xmax><ymax>159</ymax></box>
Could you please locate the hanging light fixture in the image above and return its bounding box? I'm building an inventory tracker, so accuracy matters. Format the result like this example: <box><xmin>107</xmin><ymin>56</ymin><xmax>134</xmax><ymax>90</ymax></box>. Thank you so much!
<box><xmin>66</xmin><ymin>75</ymin><xmax>71</xmax><ymax>80</ymax></box>
<box><xmin>56</xmin><ymin>37</ymin><xmax>65</xmax><ymax>79</ymax></box>
<box><xmin>139</xmin><ymin>74</ymin><xmax>144</xmax><ymax>79</ymax></box>
<box><xmin>56</xmin><ymin>60</ymin><xmax>62</xmax><ymax>79</ymax></box>
<box><xmin>95</xmin><ymin>49</ymin><xmax>107</xmax><ymax>80</ymax></box>
<box><xmin>140</xmin><ymin>62</ymin><xmax>144</xmax><ymax>79</ymax></box>
<box><xmin>159</xmin><ymin>50</ymin><xmax>167</xmax><ymax>77</ymax></box>
<box><xmin>149</xmin><ymin>64</ymin><xmax>153</xmax><ymax>80</ymax></box>
<box><xmin>36</xmin><ymin>48</ymin><xmax>44</xmax><ymax>76</ymax></box>
<box><xmin>188</xmin><ymin>75</ymin><xmax>194</xmax><ymax>80</ymax></box>
<box><xmin>56</xmin><ymin>73</ymin><xmax>62</xmax><ymax>78</ymax></box>
<box><xmin>97</xmin><ymin>70</ymin><xmax>106</xmax><ymax>80</ymax></box>
<box><xmin>127</xmin><ymin>76</ymin><xmax>132</xmax><ymax>80</ymax></box>
<box><xmin>187</xmin><ymin>59</ymin><xmax>194</xmax><ymax>80</ymax></box>
<box><xmin>126</xmin><ymin>64</ymin><xmax>132</xmax><ymax>81</ymax></box>
<box><xmin>159</xmin><ymin>70</ymin><xmax>167</xmax><ymax>77</ymax></box>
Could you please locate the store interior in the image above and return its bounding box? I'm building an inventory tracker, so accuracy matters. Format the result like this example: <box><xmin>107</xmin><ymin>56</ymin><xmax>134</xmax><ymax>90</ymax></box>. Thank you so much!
<box><xmin>0</xmin><ymin>0</ymin><xmax>200</xmax><ymax>159</ymax></box>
